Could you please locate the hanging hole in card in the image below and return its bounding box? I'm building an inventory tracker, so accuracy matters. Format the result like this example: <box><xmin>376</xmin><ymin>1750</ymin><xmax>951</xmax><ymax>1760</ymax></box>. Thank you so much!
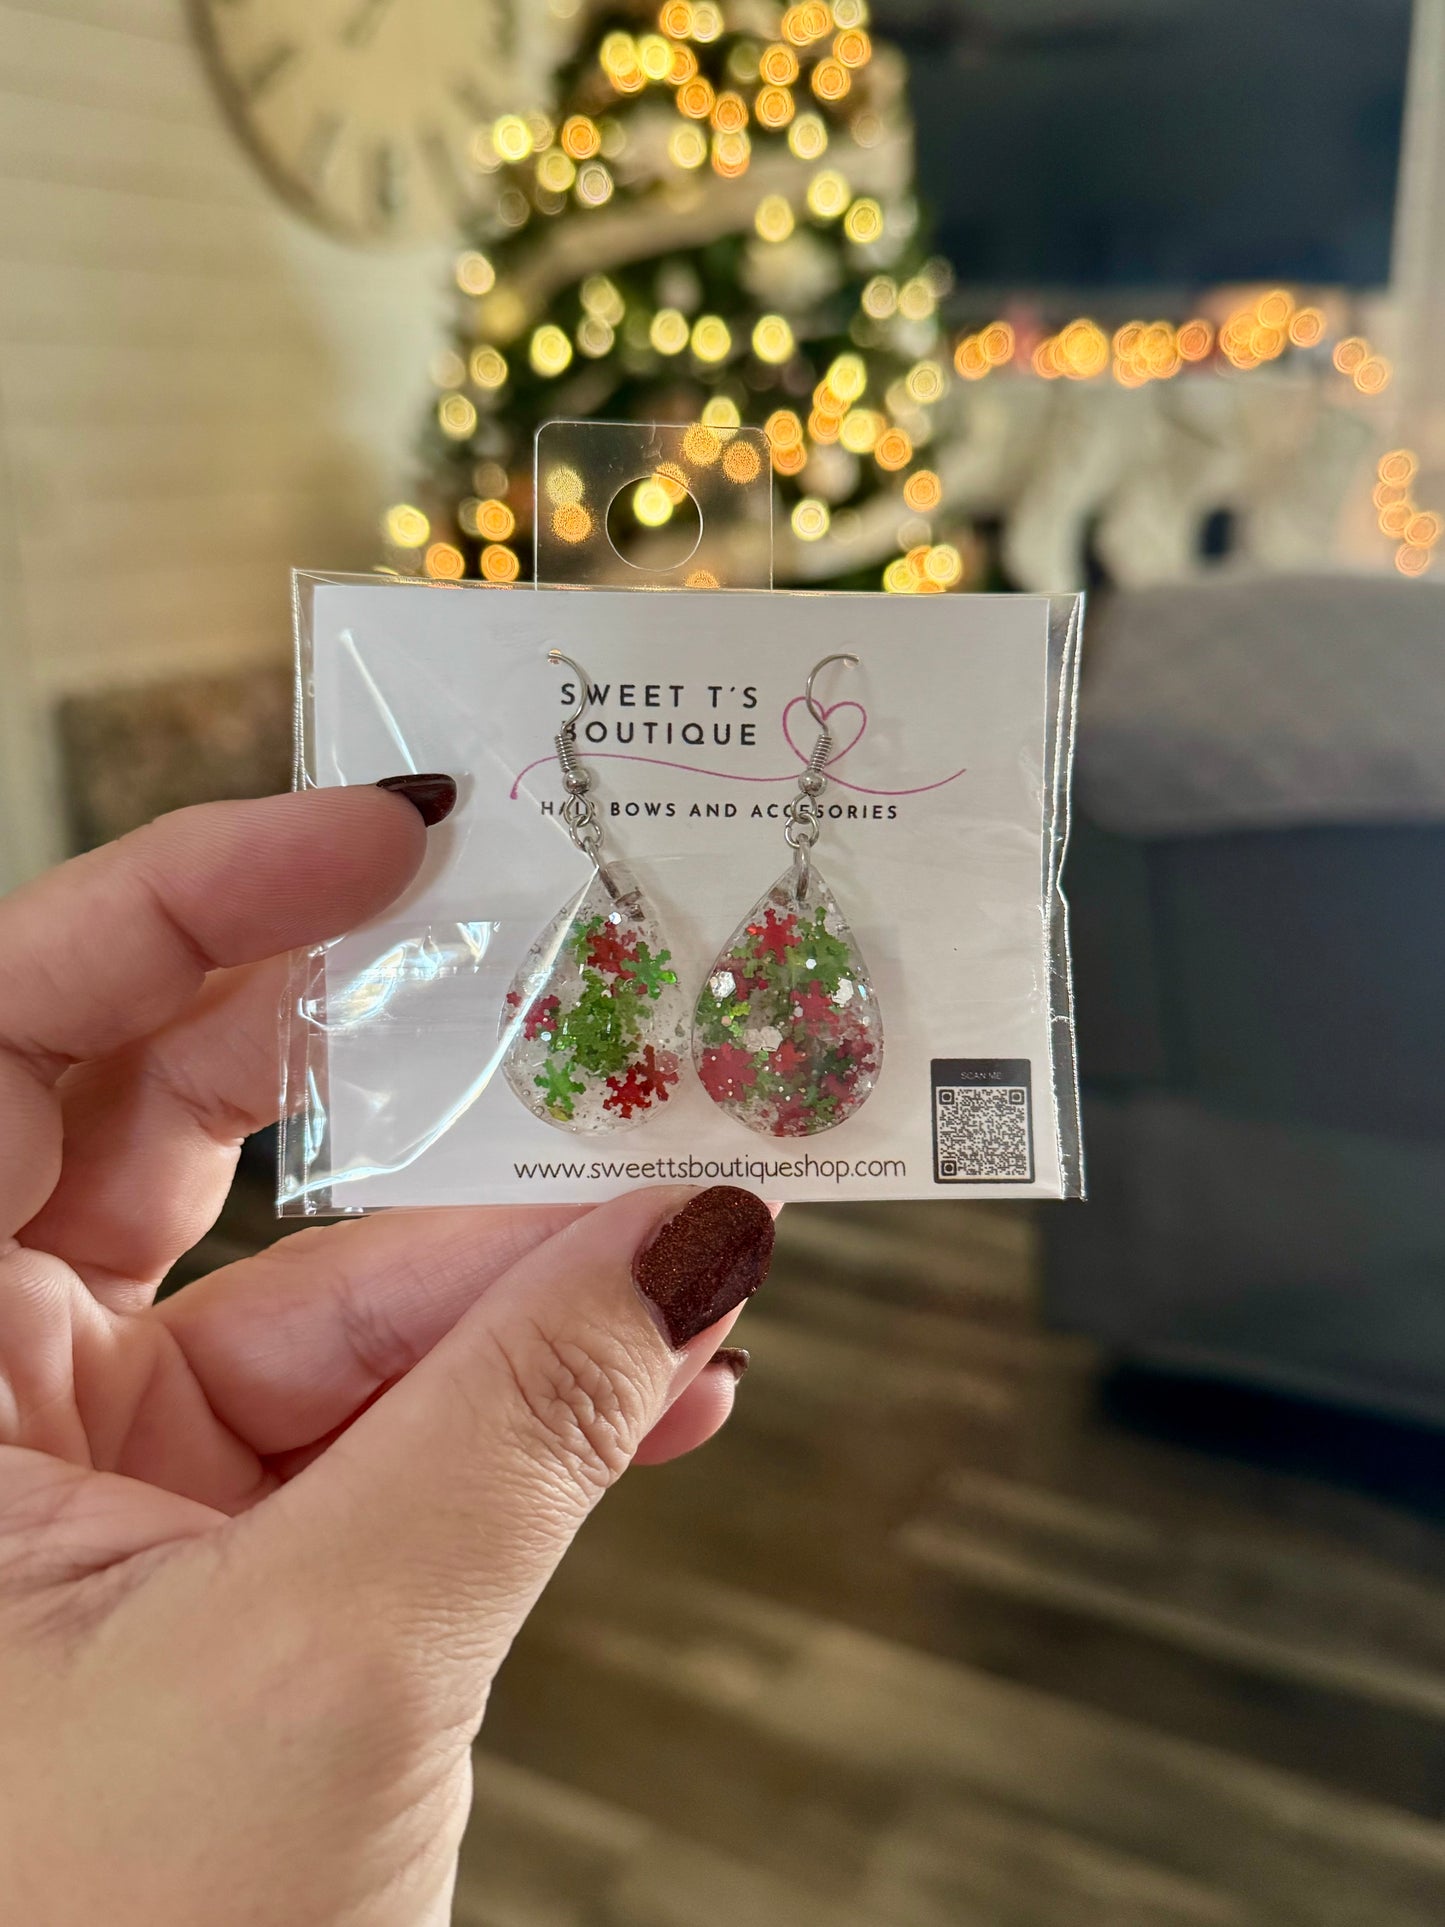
<box><xmin>535</xmin><ymin>419</ymin><xmax>773</xmax><ymax>589</ymax></box>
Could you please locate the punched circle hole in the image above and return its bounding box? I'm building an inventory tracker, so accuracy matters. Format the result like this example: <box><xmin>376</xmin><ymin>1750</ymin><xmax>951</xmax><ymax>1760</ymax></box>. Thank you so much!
<box><xmin>604</xmin><ymin>472</ymin><xmax>703</xmax><ymax>573</ymax></box>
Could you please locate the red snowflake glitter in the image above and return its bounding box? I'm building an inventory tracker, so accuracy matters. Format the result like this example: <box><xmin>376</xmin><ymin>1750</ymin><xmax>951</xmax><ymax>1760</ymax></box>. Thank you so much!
<box><xmin>792</xmin><ymin>982</ymin><xmax>836</xmax><ymax>1028</ymax></box>
<box><xmin>519</xmin><ymin>993</ymin><xmax>560</xmax><ymax>1042</ymax></box>
<box><xmin>602</xmin><ymin>1045</ymin><xmax>680</xmax><ymax>1118</ymax></box>
<box><xmin>769</xmin><ymin>1038</ymin><xmax>808</xmax><ymax>1080</ymax></box>
<box><xmin>750</xmin><ymin>909</ymin><xmax>799</xmax><ymax>967</ymax></box>
<box><xmin>697</xmin><ymin>1042</ymin><xmax>760</xmax><ymax>1104</ymax></box>
<box><xmin>586</xmin><ymin>924</ymin><xmax>639</xmax><ymax>976</ymax></box>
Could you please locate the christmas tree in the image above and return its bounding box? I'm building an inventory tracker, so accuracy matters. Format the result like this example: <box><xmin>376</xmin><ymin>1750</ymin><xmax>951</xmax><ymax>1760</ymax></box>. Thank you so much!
<box><xmin>385</xmin><ymin>0</ymin><xmax>970</xmax><ymax>595</ymax></box>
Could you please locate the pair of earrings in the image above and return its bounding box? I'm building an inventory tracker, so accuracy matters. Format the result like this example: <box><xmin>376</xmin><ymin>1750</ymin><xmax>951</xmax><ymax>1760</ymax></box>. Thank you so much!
<box><xmin>500</xmin><ymin>650</ymin><xmax>883</xmax><ymax>1140</ymax></box>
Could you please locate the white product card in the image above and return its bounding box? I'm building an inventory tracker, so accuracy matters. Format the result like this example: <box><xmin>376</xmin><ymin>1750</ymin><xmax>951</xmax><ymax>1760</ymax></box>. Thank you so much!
<box><xmin>284</xmin><ymin>575</ymin><xmax>1082</xmax><ymax>1209</ymax></box>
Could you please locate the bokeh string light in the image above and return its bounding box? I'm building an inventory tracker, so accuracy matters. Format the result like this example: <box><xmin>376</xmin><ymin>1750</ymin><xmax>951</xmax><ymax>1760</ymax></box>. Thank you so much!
<box><xmin>386</xmin><ymin>0</ymin><xmax>1424</xmax><ymax>590</ymax></box>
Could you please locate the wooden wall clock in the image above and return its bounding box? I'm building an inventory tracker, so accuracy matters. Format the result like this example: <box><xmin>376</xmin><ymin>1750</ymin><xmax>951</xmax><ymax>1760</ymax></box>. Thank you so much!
<box><xmin>190</xmin><ymin>0</ymin><xmax>538</xmax><ymax>243</ymax></box>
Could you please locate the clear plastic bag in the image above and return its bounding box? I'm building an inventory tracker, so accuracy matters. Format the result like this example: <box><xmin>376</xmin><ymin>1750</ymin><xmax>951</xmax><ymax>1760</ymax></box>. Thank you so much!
<box><xmin>280</xmin><ymin>572</ymin><xmax>1083</xmax><ymax>1211</ymax></box>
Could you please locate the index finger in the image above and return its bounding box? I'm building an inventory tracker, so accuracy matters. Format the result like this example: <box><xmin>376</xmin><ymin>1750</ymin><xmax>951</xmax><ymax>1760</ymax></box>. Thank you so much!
<box><xmin>0</xmin><ymin>784</ymin><xmax>437</xmax><ymax>1234</ymax></box>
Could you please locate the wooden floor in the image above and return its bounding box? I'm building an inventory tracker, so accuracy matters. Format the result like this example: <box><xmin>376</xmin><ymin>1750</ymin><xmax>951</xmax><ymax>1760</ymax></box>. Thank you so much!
<box><xmin>445</xmin><ymin>1203</ymin><xmax>1445</xmax><ymax>1927</ymax></box>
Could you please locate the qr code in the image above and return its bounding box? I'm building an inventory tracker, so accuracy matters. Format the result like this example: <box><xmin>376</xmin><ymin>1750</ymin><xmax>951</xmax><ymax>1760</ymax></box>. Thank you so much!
<box><xmin>935</xmin><ymin>1085</ymin><xmax>1032</xmax><ymax>1182</ymax></box>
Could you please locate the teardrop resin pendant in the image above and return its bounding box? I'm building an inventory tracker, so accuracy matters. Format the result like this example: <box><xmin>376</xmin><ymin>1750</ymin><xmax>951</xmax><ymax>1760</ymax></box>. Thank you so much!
<box><xmin>501</xmin><ymin>866</ymin><xmax>689</xmax><ymax>1134</ymax></box>
<box><xmin>693</xmin><ymin>864</ymin><xmax>883</xmax><ymax>1137</ymax></box>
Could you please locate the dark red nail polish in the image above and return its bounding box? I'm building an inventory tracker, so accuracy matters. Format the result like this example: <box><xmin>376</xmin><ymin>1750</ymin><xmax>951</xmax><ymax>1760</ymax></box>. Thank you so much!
<box><xmin>633</xmin><ymin>1188</ymin><xmax>775</xmax><ymax>1348</ymax></box>
<box><xmin>712</xmin><ymin>1347</ymin><xmax>750</xmax><ymax>1381</ymax></box>
<box><xmin>376</xmin><ymin>773</ymin><xmax>457</xmax><ymax>827</ymax></box>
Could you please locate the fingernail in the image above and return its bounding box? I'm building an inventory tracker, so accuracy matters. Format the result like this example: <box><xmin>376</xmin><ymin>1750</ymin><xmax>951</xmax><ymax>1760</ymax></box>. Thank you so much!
<box><xmin>633</xmin><ymin>1187</ymin><xmax>775</xmax><ymax>1349</ymax></box>
<box><xmin>712</xmin><ymin>1347</ymin><xmax>750</xmax><ymax>1381</ymax></box>
<box><xmin>376</xmin><ymin>773</ymin><xmax>458</xmax><ymax>827</ymax></box>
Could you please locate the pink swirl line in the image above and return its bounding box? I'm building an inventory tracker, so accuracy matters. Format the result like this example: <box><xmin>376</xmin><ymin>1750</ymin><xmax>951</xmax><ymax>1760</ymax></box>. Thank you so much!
<box><xmin>508</xmin><ymin>697</ymin><xmax>966</xmax><ymax>800</ymax></box>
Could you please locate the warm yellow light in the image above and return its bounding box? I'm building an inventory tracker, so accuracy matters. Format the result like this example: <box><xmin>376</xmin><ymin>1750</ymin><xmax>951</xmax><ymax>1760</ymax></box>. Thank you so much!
<box><xmin>883</xmin><ymin>556</ymin><xmax>915</xmax><ymax>593</ymax></box>
<box><xmin>633</xmin><ymin>478</ymin><xmax>675</xmax><ymax>527</ymax></box>
<box><xmin>782</xmin><ymin>4</ymin><xmax>812</xmax><ymax>43</ymax></box>
<box><xmin>560</xmin><ymin>116</ymin><xmax>600</xmax><ymax>161</ymax></box>
<box><xmin>766</xmin><ymin>408</ymin><xmax>804</xmax><ymax>448</ymax></box>
<box><xmin>1177</xmin><ymin>318</ymin><xmax>1213</xmax><ymax>361</ymax></box>
<box><xmin>812</xmin><ymin>59</ymin><xmax>850</xmax><ymax>101</ymax></box>
<box><xmin>954</xmin><ymin>335</ymin><xmax>988</xmax><ymax>380</ymax></box>
<box><xmin>383</xmin><ymin>503</ymin><xmax>429</xmax><ymax>548</ymax></box>
<box><xmin>897</xmin><ymin>276</ymin><xmax>935</xmax><ymax>320</ymax></box>
<box><xmin>755</xmin><ymin>194</ymin><xmax>795</xmax><ymax>241</ymax></box>
<box><xmin>806</xmin><ymin>168</ymin><xmax>850</xmax><ymax>218</ymax></box>
<box><xmin>1334</xmin><ymin>336</ymin><xmax>1368</xmax><ymax>375</ymax></box>
<box><xmin>701</xmin><ymin>395</ymin><xmax>741</xmax><ymax>429</ymax></box>
<box><xmin>771</xmin><ymin>440</ymin><xmax>807</xmax><ymax>475</ymax></box>
<box><xmin>826</xmin><ymin>353</ymin><xmax>867</xmax><ymax>403</ymax></box>
<box><xmin>834</xmin><ymin>27</ymin><xmax>871</xmax><ymax>65</ymax></box>
<box><xmin>669</xmin><ymin>43</ymin><xmax>699</xmax><ymax>82</ymax></box>
<box><xmin>712</xmin><ymin>89</ymin><xmax>748</xmax><ymax>131</ymax></box>
<box><xmin>843</xmin><ymin>196</ymin><xmax>883</xmax><ymax>243</ymax></box>
<box><xmin>756</xmin><ymin>84</ymin><xmax>795</xmax><ymax>129</ymax></box>
<box><xmin>691</xmin><ymin>0</ymin><xmax>723</xmax><ymax>38</ymax></box>
<box><xmin>651</xmin><ymin>308</ymin><xmax>690</xmax><ymax>354</ymax></box>
<box><xmin>660</xmin><ymin>0</ymin><xmax>694</xmax><ymax>34</ymax></box>
<box><xmin>1380</xmin><ymin>501</ymin><xmax>1413</xmax><ymax>536</ymax></box>
<box><xmin>685</xmin><ymin>567</ymin><xmax>720</xmax><ymax>588</ymax></box>
<box><xmin>553</xmin><ymin>502</ymin><xmax>593</xmax><ymax>544</ymax></box>
<box><xmin>1355</xmin><ymin>355</ymin><xmax>1391</xmax><ymax>394</ymax></box>
<box><xmin>1406</xmin><ymin>510</ymin><xmax>1442</xmax><ymax>547</ymax></box>
<box><xmin>637</xmin><ymin>32</ymin><xmax>672</xmax><ymax>78</ymax></box>
<box><xmin>925</xmin><ymin>543</ymin><xmax>962</xmax><ymax>585</ymax></box>
<box><xmin>469</xmin><ymin>346</ymin><xmax>508</xmax><ymax>389</ymax></box>
<box><xmin>712</xmin><ymin>129</ymin><xmax>751</xmax><ymax>176</ymax></box>
<box><xmin>581</xmin><ymin>275</ymin><xmax>624</xmax><ymax>324</ymax></box>
<box><xmin>761</xmin><ymin>43</ymin><xmax>800</xmax><ymax>83</ymax></box>
<box><xmin>1289</xmin><ymin>306</ymin><xmax>1325</xmax><ymax>347</ymax></box>
<box><xmin>425</xmin><ymin>542</ymin><xmax>465</xmax><ymax>580</ymax></box>
<box><xmin>492</xmin><ymin>114</ymin><xmax>533</xmax><ymax>163</ymax></box>
<box><xmin>862</xmin><ymin>275</ymin><xmax>896</xmax><ymax>318</ymax></box>
<box><xmin>1257</xmin><ymin>289</ymin><xmax>1293</xmax><ymax>328</ymax></box>
<box><xmin>907</xmin><ymin>360</ymin><xmax>944</xmax><ymax>404</ymax></box>
<box><xmin>476</xmin><ymin>498</ymin><xmax>515</xmax><ymax>541</ymax></box>
<box><xmin>480</xmin><ymin>544</ymin><xmax>521</xmax><ymax>583</ymax></box>
<box><xmin>454</xmin><ymin>251</ymin><xmax>495</xmax><ymax>296</ymax></box>
<box><xmin>1397</xmin><ymin>544</ymin><xmax>1432</xmax><ymax>576</ymax></box>
<box><xmin>670</xmin><ymin>123</ymin><xmax>708</xmax><ymax>168</ymax></box>
<box><xmin>788</xmin><ymin>113</ymin><xmax>828</xmax><ymax>160</ymax></box>
<box><xmin>536</xmin><ymin>149</ymin><xmax>575</xmax><ymax>192</ymax></box>
<box><xmin>654</xmin><ymin>462</ymin><xmax>689</xmax><ymax>504</ymax></box>
<box><xmin>546</xmin><ymin>465</ymin><xmax>584</xmax><ymax>506</ymax></box>
<box><xmin>792</xmin><ymin>497</ymin><xmax>830</xmax><ymax>540</ymax></box>
<box><xmin>800</xmin><ymin>1</ymin><xmax>832</xmax><ymax>37</ymax></box>
<box><xmin>678</xmin><ymin>76</ymin><xmax>715</xmax><ymax>118</ymax></box>
<box><xmin>833</xmin><ymin>0</ymin><xmax>868</xmax><ymax>21</ymax></box>
<box><xmin>874</xmin><ymin>427</ymin><xmax>912</xmax><ymax>470</ymax></box>
<box><xmin>438</xmin><ymin>393</ymin><xmax>477</xmax><ymax>439</ymax></box>
<box><xmin>692</xmin><ymin>314</ymin><xmax>732</xmax><ymax>361</ymax></box>
<box><xmin>530</xmin><ymin>325</ymin><xmax>573</xmax><ymax>376</ymax></box>
<box><xmin>903</xmin><ymin>469</ymin><xmax>942</xmax><ymax>512</ymax></box>
<box><xmin>600</xmin><ymin>31</ymin><xmax>638</xmax><ymax>76</ymax></box>
<box><xmin>1379</xmin><ymin>449</ymin><xmax>1418</xmax><ymax>486</ymax></box>
<box><xmin>575</xmin><ymin>162</ymin><xmax>614</xmax><ymax>205</ymax></box>
<box><xmin>839</xmin><ymin>408</ymin><xmax>880</xmax><ymax>452</ymax></box>
<box><xmin>807</xmin><ymin>406</ymin><xmax>842</xmax><ymax>444</ymax></box>
<box><xmin>682</xmin><ymin>422</ymin><xmax>722</xmax><ymax>465</ymax></box>
<box><xmin>723</xmin><ymin>439</ymin><xmax>762</xmax><ymax>483</ymax></box>
<box><xmin>752</xmin><ymin>313</ymin><xmax>795</xmax><ymax>363</ymax></box>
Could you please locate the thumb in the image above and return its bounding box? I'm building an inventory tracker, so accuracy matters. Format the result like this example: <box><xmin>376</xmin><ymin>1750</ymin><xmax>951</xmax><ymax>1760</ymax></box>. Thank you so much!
<box><xmin>246</xmin><ymin>1185</ymin><xmax>774</xmax><ymax>1708</ymax></box>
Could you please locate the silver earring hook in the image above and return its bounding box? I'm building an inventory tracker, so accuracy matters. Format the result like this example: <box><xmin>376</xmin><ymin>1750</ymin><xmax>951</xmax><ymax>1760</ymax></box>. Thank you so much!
<box><xmin>804</xmin><ymin>652</ymin><xmax>858</xmax><ymax>734</ymax></box>
<box><xmin>786</xmin><ymin>653</ymin><xmax>859</xmax><ymax>896</ymax></box>
<box><xmin>548</xmin><ymin>649</ymin><xmax>589</xmax><ymax>729</ymax></box>
<box><xmin>545</xmin><ymin>650</ymin><xmax>631</xmax><ymax>905</ymax></box>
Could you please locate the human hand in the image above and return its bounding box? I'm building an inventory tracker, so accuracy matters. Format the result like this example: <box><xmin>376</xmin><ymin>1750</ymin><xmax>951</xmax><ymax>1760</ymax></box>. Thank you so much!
<box><xmin>0</xmin><ymin>781</ymin><xmax>774</xmax><ymax>1925</ymax></box>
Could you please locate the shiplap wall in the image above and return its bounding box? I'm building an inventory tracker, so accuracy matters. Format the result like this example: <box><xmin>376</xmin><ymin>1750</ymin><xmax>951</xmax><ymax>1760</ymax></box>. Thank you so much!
<box><xmin>0</xmin><ymin>0</ymin><xmax>453</xmax><ymax>886</ymax></box>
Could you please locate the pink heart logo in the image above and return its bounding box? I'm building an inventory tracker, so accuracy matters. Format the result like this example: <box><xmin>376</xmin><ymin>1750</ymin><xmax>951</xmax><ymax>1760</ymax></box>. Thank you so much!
<box><xmin>782</xmin><ymin>697</ymin><xmax>867</xmax><ymax>769</ymax></box>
